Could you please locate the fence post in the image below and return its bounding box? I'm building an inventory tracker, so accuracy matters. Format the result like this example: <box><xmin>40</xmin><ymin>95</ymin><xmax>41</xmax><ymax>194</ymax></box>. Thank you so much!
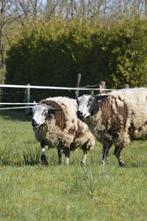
<box><xmin>25</xmin><ymin>83</ymin><xmax>31</xmax><ymax>114</ymax></box>
<box><xmin>124</xmin><ymin>84</ymin><xmax>129</xmax><ymax>88</ymax></box>
<box><xmin>98</xmin><ymin>81</ymin><xmax>106</xmax><ymax>94</ymax></box>
<box><xmin>75</xmin><ymin>73</ymin><xmax>81</xmax><ymax>98</ymax></box>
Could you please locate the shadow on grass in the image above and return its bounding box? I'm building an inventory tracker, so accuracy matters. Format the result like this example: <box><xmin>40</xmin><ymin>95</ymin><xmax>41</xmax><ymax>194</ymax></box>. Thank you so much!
<box><xmin>0</xmin><ymin>110</ymin><xmax>32</xmax><ymax>122</ymax></box>
<box><xmin>22</xmin><ymin>151</ymin><xmax>40</xmax><ymax>165</ymax></box>
<box><xmin>0</xmin><ymin>152</ymin><xmax>40</xmax><ymax>167</ymax></box>
<box><xmin>127</xmin><ymin>162</ymin><xmax>147</xmax><ymax>168</ymax></box>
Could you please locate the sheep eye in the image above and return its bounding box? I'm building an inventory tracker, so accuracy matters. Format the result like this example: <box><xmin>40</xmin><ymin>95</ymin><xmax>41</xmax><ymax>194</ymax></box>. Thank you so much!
<box><xmin>88</xmin><ymin>97</ymin><xmax>94</xmax><ymax>106</ymax></box>
<box><xmin>89</xmin><ymin>97</ymin><xmax>93</xmax><ymax>102</ymax></box>
<box><xmin>42</xmin><ymin>110</ymin><xmax>47</xmax><ymax>116</ymax></box>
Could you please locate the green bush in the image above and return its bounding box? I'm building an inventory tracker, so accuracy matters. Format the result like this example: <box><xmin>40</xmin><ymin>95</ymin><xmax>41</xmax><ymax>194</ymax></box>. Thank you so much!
<box><xmin>4</xmin><ymin>18</ymin><xmax>147</xmax><ymax>101</ymax></box>
<box><xmin>107</xmin><ymin>19</ymin><xmax>147</xmax><ymax>87</ymax></box>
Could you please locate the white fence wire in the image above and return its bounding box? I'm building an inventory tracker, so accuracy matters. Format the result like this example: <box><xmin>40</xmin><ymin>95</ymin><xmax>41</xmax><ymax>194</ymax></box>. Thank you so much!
<box><xmin>0</xmin><ymin>84</ymin><xmax>113</xmax><ymax>91</ymax></box>
<box><xmin>0</xmin><ymin>83</ymin><xmax>113</xmax><ymax>110</ymax></box>
<box><xmin>0</xmin><ymin>103</ymin><xmax>36</xmax><ymax>105</ymax></box>
<box><xmin>0</xmin><ymin>106</ymin><xmax>34</xmax><ymax>110</ymax></box>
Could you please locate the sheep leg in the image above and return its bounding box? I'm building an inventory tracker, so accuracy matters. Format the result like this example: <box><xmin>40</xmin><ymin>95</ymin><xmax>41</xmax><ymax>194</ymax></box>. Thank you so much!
<box><xmin>80</xmin><ymin>150</ymin><xmax>88</xmax><ymax>166</ymax></box>
<box><xmin>58</xmin><ymin>148</ymin><xmax>62</xmax><ymax>164</ymax></box>
<box><xmin>40</xmin><ymin>141</ymin><xmax>48</xmax><ymax>165</ymax></box>
<box><xmin>64</xmin><ymin>148</ymin><xmax>70</xmax><ymax>165</ymax></box>
<box><xmin>57</xmin><ymin>142</ymin><xmax>63</xmax><ymax>164</ymax></box>
<box><xmin>81</xmin><ymin>141</ymin><xmax>89</xmax><ymax>166</ymax></box>
<box><xmin>114</xmin><ymin>146</ymin><xmax>125</xmax><ymax>167</ymax></box>
<box><xmin>101</xmin><ymin>143</ymin><xmax>112</xmax><ymax>165</ymax></box>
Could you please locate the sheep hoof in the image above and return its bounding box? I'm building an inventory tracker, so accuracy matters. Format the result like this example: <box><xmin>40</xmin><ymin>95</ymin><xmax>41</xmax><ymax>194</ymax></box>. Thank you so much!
<box><xmin>101</xmin><ymin>160</ymin><xmax>106</xmax><ymax>165</ymax></box>
<box><xmin>80</xmin><ymin>161</ymin><xmax>86</xmax><ymax>167</ymax></box>
<box><xmin>119</xmin><ymin>160</ymin><xmax>126</xmax><ymax>167</ymax></box>
<box><xmin>41</xmin><ymin>155</ymin><xmax>48</xmax><ymax>165</ymax></box>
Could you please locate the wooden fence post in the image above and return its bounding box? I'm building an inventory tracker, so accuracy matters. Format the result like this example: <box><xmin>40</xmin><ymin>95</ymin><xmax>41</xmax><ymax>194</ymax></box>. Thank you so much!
<box><xmin>98</xmin><ymin>81</ymin><xmax>106</xmax><ymax>94</ymax></box>
<box><xmin>124</xmin><ymin>84</ymin><xmax>129</xmax><ymax>88</ymax></box>
<box><xmin>25</xmin><ymin>83</ymin><xmax>31</xmax><ymax>114</ymax></box>
<box><xmin>75</xmin><ymin>73</ymin><xmax>81</xmax><ymax>98</ymax></box>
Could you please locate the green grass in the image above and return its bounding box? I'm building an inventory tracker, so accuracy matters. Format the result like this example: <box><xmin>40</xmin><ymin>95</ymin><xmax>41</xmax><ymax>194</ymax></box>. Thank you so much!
<box><xmin>0</xmin><ymin>111</ymin><xmax>147</xmax><ymax>221</ymax></box>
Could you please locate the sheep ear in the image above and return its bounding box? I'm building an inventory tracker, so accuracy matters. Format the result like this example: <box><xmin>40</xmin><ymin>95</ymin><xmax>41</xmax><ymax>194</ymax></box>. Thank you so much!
<box><xmin>48</xmin><ymin>107</ymin><xmax>60</xmax><ymax>115</ymax></box>
<box><xmin>94</xmin><ymin>95</ymin><xmax>108</xmax><ymax>103</ymax></box>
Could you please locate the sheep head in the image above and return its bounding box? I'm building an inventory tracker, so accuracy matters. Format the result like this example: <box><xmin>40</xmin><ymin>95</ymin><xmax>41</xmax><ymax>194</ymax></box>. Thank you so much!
<box><xmin>77</xmin><ymin>94</ymin><xmax>108</xmax><ymax>119</ymax></box>
<box><xmin>32</xmin><ymin>104</ymin><xmax>59</xmax><ymax>128</ymax></box>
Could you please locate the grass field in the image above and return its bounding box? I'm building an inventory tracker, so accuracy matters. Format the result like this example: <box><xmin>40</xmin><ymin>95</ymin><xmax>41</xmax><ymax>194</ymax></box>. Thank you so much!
<box><xmin>0</xmin><ymin>111</ymin><xmax>147</xmax><ymax>221</ymax></box>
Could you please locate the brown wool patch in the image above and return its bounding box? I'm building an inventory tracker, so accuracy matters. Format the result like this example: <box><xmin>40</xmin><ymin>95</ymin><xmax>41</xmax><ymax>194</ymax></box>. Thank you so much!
<box><xmin>116</xmin><ymin>97</ymin><xmax>128</xmax><ymax>129</ymax></box>
<box><xmin>138</xmin><ymin>121</ymin><xmax>147</xmax><ymax>131</ymax></box>
<box><xmin>100</xmin><ymin>96</ymin><xmax>128</xmax><ymax>136</ymax></box>
<box><xmin>40</xmin><ymin>99</ymin><xmax>66</xmax><ymax>130</ymax></box>
<box><xmin>68</xmin><ymin>126</ymin><xmax>76</xmax><ymax>135</ymax></box>
<box><xmin>76</xmin><ymin>121</ymin><xmax>84</xmax><ymax>138</ymax></box>
<box><xmin>100</xmin><ymin>98</ymin><xmax>114</xmax><ymax>127</ymax></box>
<box><xmin>129</xmin><ymin>122</ymin><xmax>136</xmax><ymax>136</ymax></box>
<box><xmin>61</xmin><ymin>103</ymin><xmax>66</xmax><ymax>108</ymax></box>
<box><xmin>138</xmin><ymin>127</ymin><xmax>142</xmax><ymax>131</ymax></box>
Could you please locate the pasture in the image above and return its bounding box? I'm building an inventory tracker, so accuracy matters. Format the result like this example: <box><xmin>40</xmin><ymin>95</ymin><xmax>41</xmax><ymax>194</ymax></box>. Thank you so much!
<box><xmin>0</xmin><ymin>111</ymin><xmax>147</xmax><ymax>221</ymax></box>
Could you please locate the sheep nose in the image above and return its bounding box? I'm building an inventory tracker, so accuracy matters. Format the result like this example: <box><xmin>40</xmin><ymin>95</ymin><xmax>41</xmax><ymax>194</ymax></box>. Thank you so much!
<box><xmin>77</xmin><ymin>111</ymin><xmax>84</xmax><ymax>120</ymax></box>
<box><xmin>32</xmin><ymin>119</ymin><xmax>39</xmax><ymax>127</ymax></box>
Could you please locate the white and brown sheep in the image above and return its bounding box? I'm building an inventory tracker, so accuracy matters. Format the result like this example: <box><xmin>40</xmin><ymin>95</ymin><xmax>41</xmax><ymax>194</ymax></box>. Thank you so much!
<box><xmin>32</xmin><ymin>97</ymin><xmax>95</xmax><ymax>165</ymax></box>
<box><xmin>77</xmin><ymin>88</ymin><xmax>147</xmax><ymax>166</ymax></box>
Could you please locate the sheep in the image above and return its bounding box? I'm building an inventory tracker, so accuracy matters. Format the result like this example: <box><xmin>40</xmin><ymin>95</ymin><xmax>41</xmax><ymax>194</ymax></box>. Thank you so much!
<box><xmin>77</xmin><ymin>88</ymin><xmax>147</xmax><ymax>167</ymax></box>
<box><xmin>32</xmin><ymin>97</ymin><xmax>95</xmax><ymax>165</ymax></box>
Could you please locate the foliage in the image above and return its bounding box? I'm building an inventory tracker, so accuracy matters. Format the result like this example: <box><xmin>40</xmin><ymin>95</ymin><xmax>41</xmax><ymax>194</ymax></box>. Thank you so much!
<box><xmin>107</xmin><ymin>19</ymin><xmax>147</xmax><ymax>87</ymax></box>
<box><xmin>4</xmin><ymin>18</ymin><xmax>147</xmax><ymax>101</ymax></box>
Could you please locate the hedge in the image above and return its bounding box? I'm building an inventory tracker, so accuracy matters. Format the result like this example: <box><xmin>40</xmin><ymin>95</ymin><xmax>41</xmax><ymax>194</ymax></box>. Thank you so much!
<box><xmin>4</xmin><ymin>18</ymin><xmax>147</xmax><ymax>101</ymax></box>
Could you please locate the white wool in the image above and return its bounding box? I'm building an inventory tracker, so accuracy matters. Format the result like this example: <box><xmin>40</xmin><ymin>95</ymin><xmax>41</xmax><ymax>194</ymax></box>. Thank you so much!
<box><xmin>110</xmin><ymin>88</ymin><xmax>147</xmax><ymax>108</ymax></box>
<box><xmin>45</xmin><ymin>96</ymin><xmax>77</xmax><ymax>118</ymax></box>
<box><xmin>110</xmin><ymin>88</ymin><xmax>147</xmax><ymax>128</ymax></box>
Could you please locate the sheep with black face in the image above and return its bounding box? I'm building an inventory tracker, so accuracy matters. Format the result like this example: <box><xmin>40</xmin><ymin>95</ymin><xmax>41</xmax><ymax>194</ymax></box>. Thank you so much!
<box><xmin>32</xmin><ymin>97</ymin><xmax>95</xmax><ymax>165</ymax></box>
<box><xmin>77</xmin><ymin>88</ymin><xmax>147</xmax><ymax>167</ymax></box>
